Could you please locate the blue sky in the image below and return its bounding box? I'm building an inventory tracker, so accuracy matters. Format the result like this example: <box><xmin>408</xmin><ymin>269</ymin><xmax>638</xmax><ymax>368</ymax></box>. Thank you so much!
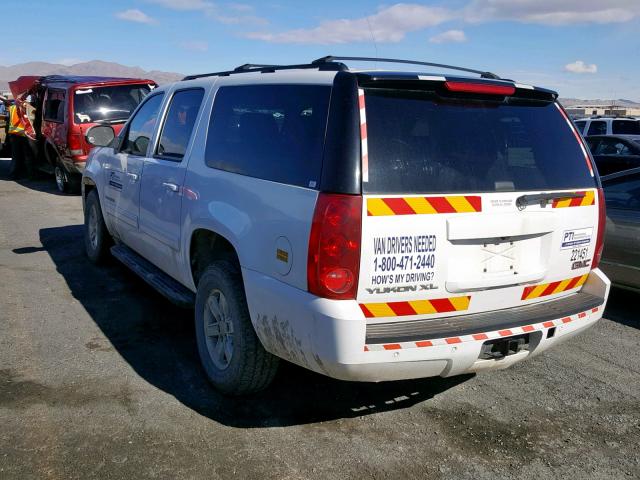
<box><xmin>3</xmin><ymin>0</ymin><xmax>640</xmax><ymax>99</ymax></box>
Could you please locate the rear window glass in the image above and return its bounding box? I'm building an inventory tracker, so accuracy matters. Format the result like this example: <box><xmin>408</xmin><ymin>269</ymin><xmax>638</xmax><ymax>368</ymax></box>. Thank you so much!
<box><xmin>574</xmin><ymin>120</ymin><xmax>586</xmax><ymax>133</ymax></box>
<box><xmin>205</xmin><ymin>84</ymin><xmax>331</xmax><ymax>188</ymax></box>
<box><xmin>363</xmin><ymin>89</ymin><xmax>596</xmax><ymax>194</ymax></box>
<box><xmin>612</xmin><ymin>120</ymin><xmax>640</xmax><ymax>135</ymax></box>
<box><xmin>74</xmin><ymin>83</ymin><xmax>152</xmax><ymax>124</ymax></box>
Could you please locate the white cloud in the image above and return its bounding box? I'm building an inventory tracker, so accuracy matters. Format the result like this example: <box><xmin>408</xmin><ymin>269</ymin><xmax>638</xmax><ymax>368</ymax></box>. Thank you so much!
<box><xmin>465</xmin><ymin>0</ymin><xmax>640</xmax><ymax>25</ymax></box>
<box><xmin>429</xmin><ymin>29</ymin><xmax>467</xmax><ymax>44</ymax></box>
<box><xmin>145</xmin><ymin>0</ymin><xmax>266</xmax><ymax>24</ymax></box>
<box><xmin>215</xmin><ymin>13</ymin><xmax>268</xmax><ymax>25</ymax></box>
<box><xmin>145</xmin><ymin>0</ymin><xmax>214</xmax><ymax>11</ymax></box>
<box><xmin>115</xmin><ymin>9</ymin><xmax>157</xmax><ymax>24</ymax></box>
<box><xmin>228</xmin><ymin>3</ymin><xmax>254</xmax><ymax>12</ymax></box>
<box><xmin>246</xmin><ymin>4</ymin><xmax>452</xmax><ymax>44</ymax></box>
<box><xmin>246</xmin><ymin>1</ymin><xmax>640</xmax><ymax>45</ymax></box>
<box><xmin>564</xmin><ymin>60</ymin><xmax>598</xmax><ymax>74</ymax></box>
<box><xmin>180</xmin><ymin>40</ymin><xmax>209</xmax><ymax>52</ymax></box>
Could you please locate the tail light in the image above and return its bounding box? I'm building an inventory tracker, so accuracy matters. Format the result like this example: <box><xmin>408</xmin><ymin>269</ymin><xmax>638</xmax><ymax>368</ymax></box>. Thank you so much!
<box><xmin>68</xmin><ymin>133</ymin><xmax>84</xmax><ymax>157</ymax></box>
<box><xmin>307</xmin><ymin>193</ymin><xmax>362</xmax><ymax>300</ymax></box>
<box><xmin>444</xmin><ymin>81</ymin><xmax>515</xmax><ymax>96</ymax></box>
<box><xmin>592</xmin><ymin>187</ymin><xmax>606</xmax><ymax>270</ymax></box>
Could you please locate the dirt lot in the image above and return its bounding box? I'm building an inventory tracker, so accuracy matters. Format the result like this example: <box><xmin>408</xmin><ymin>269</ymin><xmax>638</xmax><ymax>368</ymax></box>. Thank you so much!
<box><xmin>1</xmin><ymin>159</ymin><xmax>639</xmax><ymax>480</ymax></box>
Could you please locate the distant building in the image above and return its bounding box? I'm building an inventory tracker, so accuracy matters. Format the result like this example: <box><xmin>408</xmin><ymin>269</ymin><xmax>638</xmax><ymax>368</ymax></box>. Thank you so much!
<box><xmin>566</xmin><ymin>104</ymin><xmax>640</xmax><ymax>119</ymax></box>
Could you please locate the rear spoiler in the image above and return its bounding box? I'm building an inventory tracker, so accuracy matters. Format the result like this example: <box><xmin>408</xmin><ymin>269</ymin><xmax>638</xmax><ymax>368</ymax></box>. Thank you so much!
<box><xmin>355</xmin><ymin>72</ymin><xmax>558</xmax><ymax>103</ymax></box>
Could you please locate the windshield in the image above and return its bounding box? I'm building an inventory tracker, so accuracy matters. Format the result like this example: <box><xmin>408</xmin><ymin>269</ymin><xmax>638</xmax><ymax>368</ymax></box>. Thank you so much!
<box><xmin>612</xmin><ymin>120</ymin><xmax>640</xmax><ymax>135</ymax></box>
<box><xmin>363</xmin><ymin>89</ymin><xmax>596</xmax><ymax>194</ymax></box>
<box><xmin>73</xmin><ymin>84</ymin><xmax>152</xmax><ymax>124</ymax></box>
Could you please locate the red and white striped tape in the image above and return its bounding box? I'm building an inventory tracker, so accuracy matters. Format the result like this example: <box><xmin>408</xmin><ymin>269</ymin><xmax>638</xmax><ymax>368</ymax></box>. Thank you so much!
<box><xmin>358</xmin><ymin>88</ymin><xmax>369</xmax><ymax>183</ymax></box>
<box><xmin>363</xmin><ymin>306</ymin><xmax>601</xmax><ymax>352</ymax></box>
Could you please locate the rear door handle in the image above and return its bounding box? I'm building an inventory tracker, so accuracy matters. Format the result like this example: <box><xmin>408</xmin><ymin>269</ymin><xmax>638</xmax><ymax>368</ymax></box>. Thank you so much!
<box><xmin>126</xmin><ymin>172</ymin><xmax>139</xmax><ymax>181</ymax></box>
<box><xmin>162</xmin><ymin>182</ymin><xmax>179</xmax><ymax>192</ymax></box>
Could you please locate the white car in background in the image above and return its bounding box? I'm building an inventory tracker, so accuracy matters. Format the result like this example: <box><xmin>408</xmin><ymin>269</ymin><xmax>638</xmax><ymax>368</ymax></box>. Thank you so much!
<box><xmin>574</xmin><ymin>116</ymin><xmax>640</xmax><ymax>137</ymax></box>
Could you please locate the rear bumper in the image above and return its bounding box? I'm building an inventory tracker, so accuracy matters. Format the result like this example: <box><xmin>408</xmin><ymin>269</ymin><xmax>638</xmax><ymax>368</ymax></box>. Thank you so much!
<box><xmin>243</xmin><ymin>268</ymin><xmax>610</xmax><ymax>382</ymax></box>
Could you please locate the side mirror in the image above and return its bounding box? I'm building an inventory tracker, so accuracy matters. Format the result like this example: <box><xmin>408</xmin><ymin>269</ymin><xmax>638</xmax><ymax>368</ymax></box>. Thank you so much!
<box><xmin>85</xmin><ymin>125</ymin><xmax>115</xmax><ymax>147</ymax></box>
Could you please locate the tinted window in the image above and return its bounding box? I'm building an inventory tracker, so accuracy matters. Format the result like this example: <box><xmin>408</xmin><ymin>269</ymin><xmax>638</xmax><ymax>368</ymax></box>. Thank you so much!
<box><xmin>586</xmin><ymin>138</ymin><xmax>600</xmax><ymax>153</ymax></box>
<box><xmin>44</xmin><ymin>89</ymin><xmax>65</xmax><ymax>122</ymax></box>
<box><xmin>587</xmin><ymin>121</ymin><xmax>607</xmax><ymax>136</ymax></box>
<box><xmin>156</xmin><ymin>89</ymin><xmax>204</xmax><ymax>160</ymax></box>
<box><xmin>205</xmin><ymin>85</ymin><xmax>331</xmax><ymax>187</ymax></box>
<box><xmin>612</xmin><ymin>120</ymin><xmax>640</xmax><ymax>135</ymax></box>
<box><xmin>74</xmin><ymin>83</ymin><xmax>151</xmax><ymax>124</ymax></box>
<box><xmin>121</xmin><ymin>94</ymin><xmax>164</xmax><ymax>156</ymax></box>
<box><xmin>364</xmin><ymin>89</ymin><xmax>596</xmax><ymax>194</ymax></box>
<box><xmin>604</xmin><ymin>173</ymin><xmax>640</xmax><ymax>210</ymax></box>
<box><xmin>574</xmin><ymin>121</ymin><xmax>586</xmax><ymax>134</ymax></box>
<box><xmin>595</xmin><ymin>138</ymin><xmax>629</xmax><ymax>156</ymax></box>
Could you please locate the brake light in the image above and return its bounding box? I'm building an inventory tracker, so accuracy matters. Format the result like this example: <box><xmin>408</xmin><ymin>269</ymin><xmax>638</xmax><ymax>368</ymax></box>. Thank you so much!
<box><xmin>307</xmin><ymin>193</ymin><xmax>362</xmax><ymax>300</ymax></box>
<box><xmin>68</xmin><ymin>133</ymin><xmax>84</xmax><ymax>157</ymax></box>
<box><xmin>592</xmin><ymin>188</ymin><xmax>606</xmax><ymax>270</ymax></box>
<box><xmin>444</xmin><ymin>81</ymin><xmax>515</xmax><ymax>96</ymax></box>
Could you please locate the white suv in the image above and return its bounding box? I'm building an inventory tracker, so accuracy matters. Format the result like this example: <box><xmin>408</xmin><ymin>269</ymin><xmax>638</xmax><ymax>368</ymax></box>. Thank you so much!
<box><xmin>574</xmin><ymin>116</ymin><xmax>640</xmax><ymax>137</ymax></box>
<box><xmin>81</xmin><ymin>56</ymin><xmax>610</xmax><ymax>395</ymax></box>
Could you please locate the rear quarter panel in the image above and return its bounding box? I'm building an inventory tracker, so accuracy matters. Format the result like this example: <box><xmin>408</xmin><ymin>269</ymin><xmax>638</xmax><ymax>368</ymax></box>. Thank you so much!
<box><xmin>176</xmin><ymin>80</ymin><xmax>320</xmax><ymax>292</ymax></box>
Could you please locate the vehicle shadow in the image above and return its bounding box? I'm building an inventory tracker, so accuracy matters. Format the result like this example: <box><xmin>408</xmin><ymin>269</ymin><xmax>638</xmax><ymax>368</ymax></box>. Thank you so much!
<box><xmin>0</xmin><ymin>158</ymin><xmax>74</xmax><ymax>196</ymax></box>
<box><xmin>34</xmin><ymin>224</ymin><xmax>470</xmax><ymax>428</ymax></box>
<box><xmin>603</xmin><ymin>286</ymin><xmax>640</xmax><ymax>329</ymax></box>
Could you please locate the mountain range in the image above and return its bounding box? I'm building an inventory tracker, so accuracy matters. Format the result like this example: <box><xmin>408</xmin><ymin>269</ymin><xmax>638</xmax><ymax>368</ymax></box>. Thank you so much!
<box><xmin>0</xmin><ymin>60</ymin><xmax>184</xmax><ymax>91</ymax></box>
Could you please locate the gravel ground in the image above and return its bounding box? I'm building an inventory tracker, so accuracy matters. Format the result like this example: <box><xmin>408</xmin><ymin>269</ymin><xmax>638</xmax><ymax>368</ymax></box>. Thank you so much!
<box><xmin>1</xmin><ymin>159</ymin><xmax>639</xmax><ymax>480</ymax></box>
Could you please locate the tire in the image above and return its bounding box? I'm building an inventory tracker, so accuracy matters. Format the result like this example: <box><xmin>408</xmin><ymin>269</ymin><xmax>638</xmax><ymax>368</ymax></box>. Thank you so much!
<box><xmin>84</xmin><ymin>189</ymin><xmax>112</xmax><ymax>264</ymax></box>
<box><xmin>195</xmin><ymin>261</ymin><xmax>279</xmax><ymax>395</ymax></box>
<box><xmin>54</xmin><ymin>162</ymin><xmax>80</xmax><ymax>194</ymax></box>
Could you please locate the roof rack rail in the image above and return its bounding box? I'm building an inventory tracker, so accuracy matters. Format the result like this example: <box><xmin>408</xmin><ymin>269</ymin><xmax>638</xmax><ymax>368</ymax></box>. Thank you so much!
<box><xmin>181</xmin><ymin>55</ymin><xmax>500</xmax><ymax>81</ymax></box>
<box><xmin>182</xmin><ymin>60</ymin><xmax>348</xmax><ymax>81</ymax></box>
<box><xmin>312</xmin><ymin>55</ymin><xmax>501</xmax><ymax>79</ymax></box>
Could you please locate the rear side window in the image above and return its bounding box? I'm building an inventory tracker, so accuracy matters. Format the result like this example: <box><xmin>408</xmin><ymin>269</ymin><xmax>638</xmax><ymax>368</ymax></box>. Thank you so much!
<box><xmin>205</xmin><ymin>84</ymin><xmax>331</xmax><ymax>188</ymax></box>
<box><xmin>612</xmin><ymin>120</ymin><xmax>640</xmax><ymax>135</ymax></box>
<box><xmin>44</xmin><ymin>89</ymin><xmax>65</xmax><ymax>122</ymax></box>
<box><xmin>156</xmin><ymin>88</ymin><xmax>204</xmax><ymax>160</ymax></box>
<box><xmin>363</xmin><ymin>89</ymin><xmax>596</xmax><ymax>194</ymax></box>
<box><xmin>587</xmin><ymin>121</ymin><xmax>606</xmax><ymax>136</ymax></box>
<box><xmin>574</xmin><ymin>121</ymin><xmax>586</xmax><ymax>134</ymax></box>
<box><xmin>595</xmin><ymin>138</ymin><xmax>629</xmax><ymax>156</ymax></box>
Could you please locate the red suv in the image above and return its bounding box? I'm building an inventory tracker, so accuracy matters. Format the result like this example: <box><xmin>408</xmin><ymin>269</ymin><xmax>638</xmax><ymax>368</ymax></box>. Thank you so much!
<box><xmin>11</xmin><ymin>75</ymin><xmax>157</xmax><ymax>192</ymax></box>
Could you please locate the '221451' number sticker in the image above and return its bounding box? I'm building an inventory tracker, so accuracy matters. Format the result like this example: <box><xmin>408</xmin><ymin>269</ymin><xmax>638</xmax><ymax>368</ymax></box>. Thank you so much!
<box><xmin>570</xmin><ymin>247</ymin><xmax>591</xmax><ymax>269</ymax></box>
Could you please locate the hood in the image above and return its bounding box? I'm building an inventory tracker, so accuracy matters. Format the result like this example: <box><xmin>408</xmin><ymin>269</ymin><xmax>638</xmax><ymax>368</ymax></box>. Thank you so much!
<box><xmin>8</xmin><ymin>76</ymin><xmax>41</xmax><ymax>99</ymax></box>
<box><xmin>8</xmin><ymin>76</ymin><xmax>41</xmax><ymax>139</ymax></box>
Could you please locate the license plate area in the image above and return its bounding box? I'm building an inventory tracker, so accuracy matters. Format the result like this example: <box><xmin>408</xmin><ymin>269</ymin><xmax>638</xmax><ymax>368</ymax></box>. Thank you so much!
<box><xmin>479</xmin><ymin>334</ymin><xmax>531</xmax><ymax>360</ymax></box>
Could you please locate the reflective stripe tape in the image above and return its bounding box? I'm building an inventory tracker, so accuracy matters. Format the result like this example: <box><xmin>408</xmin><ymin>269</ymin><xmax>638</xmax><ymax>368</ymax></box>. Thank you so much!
<box><xmin>364</xmin><ymin>305</ymin><xmax>602</xmax><ymax>351</ymax></box>
<box><xmin>358</xmin><ymin>88</ymin><xmax>369</xmax><ymax>183</ymax></box>
<box><xmin>552</xmin><ymin>190</ymin><xmax>595</xmax><ymax>208</ymax></box>
<box><xmin>521</xmin><ymin>274</ymin><xmax>588</xmax><ymax>300</ymax></box>
<box><xmin>360</xmin><ymin>295</ymin><xmax>471</xmax><ymax>318</ymax></box>
<box><xmin>367</xmin><ymin>195</ymin><xmax>482</xmax><ymax>216</ymax></box>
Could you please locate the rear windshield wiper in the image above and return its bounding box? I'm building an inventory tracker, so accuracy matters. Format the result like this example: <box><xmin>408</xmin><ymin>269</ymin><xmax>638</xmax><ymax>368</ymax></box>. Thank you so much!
<box><xmin>516</xmin><ymin>192</ymin><xmax>585</xmax><ymax>209</ymax></box>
